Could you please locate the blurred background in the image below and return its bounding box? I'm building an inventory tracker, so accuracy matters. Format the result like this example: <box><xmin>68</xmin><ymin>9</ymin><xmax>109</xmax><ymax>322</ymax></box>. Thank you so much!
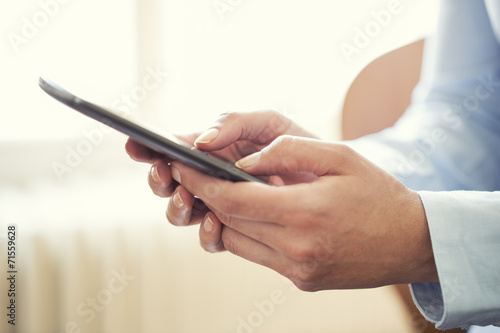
<box><xmin>0</xmin><ymin>0</ymin><xmax>439</xmax><ymax>332</ymax></box>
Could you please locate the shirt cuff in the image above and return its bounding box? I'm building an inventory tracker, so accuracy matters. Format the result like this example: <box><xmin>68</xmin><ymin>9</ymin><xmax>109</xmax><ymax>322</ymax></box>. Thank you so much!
<box><xmin>410</xmin><ymin>191</ymin><xmax>500</xmax><ymax>329</ymax></box>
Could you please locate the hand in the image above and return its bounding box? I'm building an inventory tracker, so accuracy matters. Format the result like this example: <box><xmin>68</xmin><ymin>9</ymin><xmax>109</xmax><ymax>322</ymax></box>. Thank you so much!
<box><xmin>126</xmin><ymin>132</ymin><xmax>211</xmax><ymax>227</ymax></box>
<box><xmin>169</xmin><ymin>135</ymin><xmax>439</xmax><ymax>291</ymax></box>
<box><xmin>125</xmin><ymin>110</ymin><xmax>316</xmax><ymax>241</ymax></box>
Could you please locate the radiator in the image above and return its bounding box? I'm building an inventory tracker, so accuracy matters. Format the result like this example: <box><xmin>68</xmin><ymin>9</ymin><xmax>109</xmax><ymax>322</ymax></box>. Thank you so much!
<box><xmin>0</xmin><ymin>168</ymin><xmax>413</xmax><ymax>333</ymax></box>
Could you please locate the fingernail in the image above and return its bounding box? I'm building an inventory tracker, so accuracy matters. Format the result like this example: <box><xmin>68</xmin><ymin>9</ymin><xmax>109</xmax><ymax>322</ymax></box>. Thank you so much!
<box><xmin>195</xmin><ymin>128</ymin><xmax>219</xmax><ymax>144</ymax></box>
<box><xmin>235</xmin><ymin>152</ymin><xmax>261</xmax><ymax>169</ymax></box>
<box><xmin>171</xmin><ymin>166</ymin><xmax>181</xmax><ymax>183</ymax></box>
<box><xmin>151</xmin><ymin>165</ymin><xmax>162</xmax><ymax>183</ymax></box>
<box><xmin>173</xmin><ymin>190</ymin><xmax>184</xmax><ymax>208</ymax></box>
<box><xmin>203</xmin><ymin>215</ymin><xmax>214</xmax><ymax>232</ymax></box>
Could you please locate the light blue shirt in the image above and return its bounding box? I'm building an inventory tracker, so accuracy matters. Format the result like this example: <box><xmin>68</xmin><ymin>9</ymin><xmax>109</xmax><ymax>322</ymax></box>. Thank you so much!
<box><xmin>348</xmin><ymin>0</ymin><xmax>500</xmax><ymax>330</ymax></box>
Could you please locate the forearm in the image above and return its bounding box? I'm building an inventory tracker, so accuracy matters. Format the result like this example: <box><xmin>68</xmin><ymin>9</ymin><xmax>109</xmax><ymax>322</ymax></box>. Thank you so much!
<box><xmin>342</xmin><ymin>2</ymin><xmax>500</xmax><ymax>328</ymax></box>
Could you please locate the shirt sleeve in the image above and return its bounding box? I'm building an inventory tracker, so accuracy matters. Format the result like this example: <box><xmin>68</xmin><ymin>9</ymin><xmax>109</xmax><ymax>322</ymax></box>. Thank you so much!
<box><xmin>412</xmin><ymin>191</ymin><xmax>500</xmax><ymax>329</ymax></box>
<box><xmin>344</xmin><ymin>0</ymin><xmax>500</xmax><ymax>329</ymax></box>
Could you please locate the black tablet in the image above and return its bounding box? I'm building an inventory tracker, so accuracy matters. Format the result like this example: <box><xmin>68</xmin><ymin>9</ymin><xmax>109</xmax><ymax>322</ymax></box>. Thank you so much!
<box><xmin>39</xmin><ymin>77</ymin><xmax>264</xmax><ymax>183</ymax></box>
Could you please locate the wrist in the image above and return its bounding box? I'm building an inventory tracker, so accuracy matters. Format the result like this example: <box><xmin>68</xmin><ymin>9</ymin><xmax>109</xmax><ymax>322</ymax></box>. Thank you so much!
<box><xmin>406</xmin><ymin>190</ymin><xmax>439</xmax><ymax>284</ymax></box>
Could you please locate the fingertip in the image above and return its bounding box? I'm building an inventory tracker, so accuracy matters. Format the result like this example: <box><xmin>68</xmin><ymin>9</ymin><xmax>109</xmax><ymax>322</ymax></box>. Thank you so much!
<box><xmin>166</xmin><ymin>186</ymin><xmax>195</xmax><ymax>226</ymax></box>
<box><xmin>150</xmin><ymin>161</ymin><xmax>172</xmax><ymax>186</ymax></box>
<box><xmin>172</xmin><ymin>188</ymin><xmax>185</xmax><ymax>209</ymax></box>
<box><xmin>125</xmin><ymin>139</ymin><xmax>138</xmax><ymax>159</ymax></box>
<box><xmin>194</xmin><ymin>128</ymin><xmax>220</xmax><ymax>146</ymax></box>
<box><xmin>203</xmin><ymin>214</ymin><xmax>215</xmax><ymax>233</ymax></box>
<box><xmin>125</xmin><ymin>138</ymin><xmax>133</xmax><ymax>154</ymax></box>
<box><xmin>200</xmin><ymin>212</ymin><xmax>225</xmax><ymax>253</ymax></box>
<box><xmin>235</xmin><ymin>152</ymin><xmax>261</xmax><ymax>170</ymax></box>
<box><xmin>203</xmin><ymin>212</ymin><xmax>222</xmax><ymax>233</ymax></box>
<box><xmin>126</xmin><ymin>139</ymin><xmax>154</xmax><ymax>162</ymax></box>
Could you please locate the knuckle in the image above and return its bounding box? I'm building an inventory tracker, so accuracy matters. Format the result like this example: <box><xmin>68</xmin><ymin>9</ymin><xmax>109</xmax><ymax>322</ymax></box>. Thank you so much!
<box><xmin>337</xmin><ymin>143</ymin><xmax>354</xmax><ymax>155</ymax></box>
<box><xmin>290</xmin><ymin>248</ymin><xmax>315</xmax><ymax>264</ymax></box>
<box><xmin>283</xmin><ymin>240</ymin><xmax>315</xmax><ymax>263</ymax></box>
<box><xmin>293</xmin><ymin>280</ymin><xmax>320</xmax><ymax>292</ymax></box>
<box><xmin>295</xmin><ymin>267</ymin><xmax>316</xmax><ymax>284</ymax></box>
<box><xmin>265</xmin><ymin>108</ymin><xmax>280</xmax><ymax>116</ymax></box>
<box><xmin>216</xmin><ymin>111</ymin><xmax>241</xmax><ymax>124</ymax></box>
<box><xmin>266</xmin><ymin>110</ymin><xmax>290</xmax><ymax>134</ymax></box>
<box><xmin>332</xmin><ymin>143</ymin><xmax>357</xmax><ymax>163</ymax></box>
<box><xmin>273</xmin><ymin>134</ymin><xmax>295</xmax><ymax>146</ymax></box>
<box><xmin>286</xmin><ymin>265</ymin><xmax>319</xmax><ymax>292</ymax></box>
<box><xmin>269</xmin><ymin>135</ymin><xmax>296</xmax><ymax>153</ymax></box>
<box><xmin>253</xmin><ymin>111</ymin><xmax>291</xmax><ymax>144</ymax></box>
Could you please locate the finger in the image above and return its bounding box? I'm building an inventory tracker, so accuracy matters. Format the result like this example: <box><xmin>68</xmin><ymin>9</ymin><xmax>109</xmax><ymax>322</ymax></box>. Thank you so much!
<box><xmin>194</xmin><ymin>110</ymin><xmax>294</xmax><ymax>151</ymax></box>
<box><xmin>199</xmin><ymin>212</ymin><xmax>225</xmax><ymax>253</ymax></box>
<box><xmin>235</xmin><ymin>136</ymin><xmax>357</xmax><ymax>177</ymax></box>
<box><xmin>201</xmin><ymin>198</ymin><xmax>285</xmax><ymax>246</ymax></box>
<box><xmin>166</xmin><ymin>186</ymin><xmax>209</xmax><ymax>226</ymax></box>
<box><xmin>125</xmin><ymin>138</ymin><xmax>164</xmax><ymax>163</ymax></box>
<box><xmin>221</xmin><ymin>226</ymin><xmax>291</xmax><ymax>277</ymax></box>
<box><xmin>170</xmin><ymin>162</ymin><xmax>301</xmax><ymax>223</ymax></box>
<box><xmin>203</xmin><ymin>202</ymin><xmax>311</xmax><ymax>267</ymax></box>
<box><xmin>148</xmin><ymin>160</ymin><xmax>177</xmax><ymax>197</ymax></box>
<box><xmin>126</xmin><ymin>133</ymin><xmax>200</xmax><ymax>163</ymax></box>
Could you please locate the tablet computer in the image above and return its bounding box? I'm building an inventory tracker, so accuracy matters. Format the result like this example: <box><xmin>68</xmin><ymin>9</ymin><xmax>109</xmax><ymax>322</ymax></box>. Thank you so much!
<box><xmin>39</xmin><ymin>77</ymin><xmax>264</xmax><ymax>183</ymax></box>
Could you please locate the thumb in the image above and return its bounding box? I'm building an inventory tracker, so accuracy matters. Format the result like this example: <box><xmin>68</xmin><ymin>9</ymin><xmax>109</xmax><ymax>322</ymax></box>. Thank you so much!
<box><xmin>235</xmin><ymin>136</ymin><xmax>355</xmax><ymax>177</ymax></box>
